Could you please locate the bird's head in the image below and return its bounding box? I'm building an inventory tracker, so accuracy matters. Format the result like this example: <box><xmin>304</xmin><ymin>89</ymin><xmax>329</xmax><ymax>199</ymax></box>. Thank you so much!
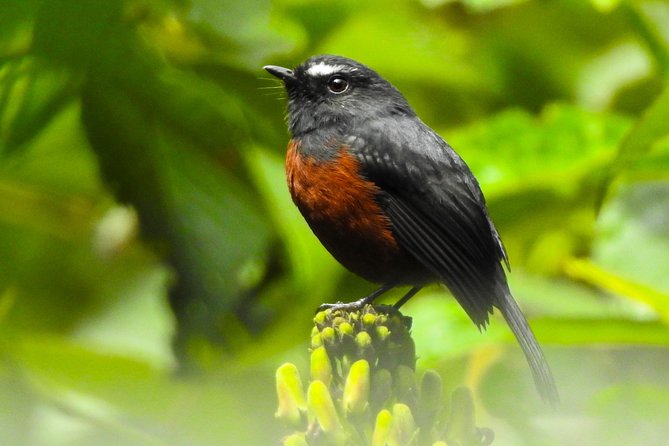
<box><xmin>264</xmin><ymin>55</ymin><xmax>414</xmax><ymax>136</ymax></box>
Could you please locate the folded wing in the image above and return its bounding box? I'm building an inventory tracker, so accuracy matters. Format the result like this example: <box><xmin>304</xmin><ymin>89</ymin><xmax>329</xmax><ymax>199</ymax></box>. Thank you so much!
<box><xmin>349</xmin><ymin>118</ymin><xmax>559</xmax><ymax>404</ymax></box>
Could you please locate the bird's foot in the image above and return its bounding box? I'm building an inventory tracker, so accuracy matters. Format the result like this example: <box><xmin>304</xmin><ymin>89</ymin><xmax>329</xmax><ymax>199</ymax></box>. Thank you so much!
<box><xmin>316</xmin><ymin>284</ymin><xmax>398</xmax><ymax>314</ymax></box>
<box><xmin>316</xmin><ymin>297</ymin><xmax>369</xmax><ymax>313</ymax></box>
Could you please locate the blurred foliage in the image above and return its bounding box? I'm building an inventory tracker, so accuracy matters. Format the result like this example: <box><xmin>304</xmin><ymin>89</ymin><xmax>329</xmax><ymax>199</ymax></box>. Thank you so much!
<box><xmin>1</xmin><ymin>0</ymin><xmax>669</xmax><ymax>445</ymax></box>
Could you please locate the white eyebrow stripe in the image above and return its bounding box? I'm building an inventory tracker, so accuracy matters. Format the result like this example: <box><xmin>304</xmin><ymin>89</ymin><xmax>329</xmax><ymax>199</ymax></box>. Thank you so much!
<box><xmin>306</xmin><ymin>63</ymin><xmax>349</xmax><ymax>77</ymax></box>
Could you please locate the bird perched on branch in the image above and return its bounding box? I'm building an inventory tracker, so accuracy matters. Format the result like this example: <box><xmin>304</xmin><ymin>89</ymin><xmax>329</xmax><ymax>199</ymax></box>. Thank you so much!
<box><xmin>265</xmin><ymin>55</ymin><xmax>558</xmax><ymax>405</ymax></box>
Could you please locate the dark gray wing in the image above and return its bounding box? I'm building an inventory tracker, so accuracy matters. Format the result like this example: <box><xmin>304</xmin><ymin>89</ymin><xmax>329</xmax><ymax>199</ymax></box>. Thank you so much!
<box><xmin>347</xmin><ymin>117</ymin><xmax>508</xmax><ymax>326</ymax></box>
<box><xmin>348</xmin><ymin>117</ymin><xmax>559</xmax><ymax>404</ymax></box>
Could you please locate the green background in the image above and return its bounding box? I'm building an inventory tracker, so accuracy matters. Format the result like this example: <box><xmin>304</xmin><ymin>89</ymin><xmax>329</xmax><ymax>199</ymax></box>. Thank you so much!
<box><xmin>1</xmin><ymin>0</ymin><xmax>669</xmax><ymax>444</ymax></box>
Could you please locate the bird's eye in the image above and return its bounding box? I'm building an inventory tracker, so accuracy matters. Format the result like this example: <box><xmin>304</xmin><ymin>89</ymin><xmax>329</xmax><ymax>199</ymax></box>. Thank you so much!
<box><xmin>327</xmin><ymin>75</ymin><xmax>349</xmax><ymax>94</ymax></box>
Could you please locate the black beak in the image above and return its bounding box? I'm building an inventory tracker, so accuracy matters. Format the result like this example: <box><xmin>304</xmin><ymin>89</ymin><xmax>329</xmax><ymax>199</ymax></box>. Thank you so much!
<box><xmin>264</xmin><ymin>65</ymin><xmax>296</xmax><ymax>82</ymax></box>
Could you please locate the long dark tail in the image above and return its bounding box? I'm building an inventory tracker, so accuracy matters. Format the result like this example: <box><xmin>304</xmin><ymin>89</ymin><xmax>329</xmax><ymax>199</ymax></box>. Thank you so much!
<box><xmin>497</xmin><ymin>290</ymin><xmax>559</xmax><ymax>406</ymax></box>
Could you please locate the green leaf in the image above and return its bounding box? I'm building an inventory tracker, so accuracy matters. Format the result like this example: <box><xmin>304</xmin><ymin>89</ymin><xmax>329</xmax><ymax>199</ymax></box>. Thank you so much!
<box><xmin>531</xmin><ymin>318</ymin><xmax>669</xmax><ymax>346</ymax></box>
<box><xmin>313</xmin><ymin>1</ymin><xmax>497</xmax><ymax>116</ymax></box>
<box><xmin>447</xmin><ymin>104</ymin><xmax>631</xmax><ymax>195</ymax></box>
<box><xmin>32</xmin><ymin>0</ymin><xmax>124</xmax><ymax>67</ymax></box>
<box><xmin>407</xmin><ymin>291</ymin><xmax>508</xmax><ymax>360</ymax></box>
<box><xmin>597</xmin><ymin>84</ymin><xmax>669</xmax><ymax>209</ymax></box>
<box><xmin>6</xmin><ymin>332</ymin><xmax>282</xmax><ymax>445</ymax></box>
<box><xmin>188</xmin><ymin>0</ymin><xmax>303</xmax><ymax>64</ymax></box>
<box><xmin>0</xmin><ymin>57</ymin><xmax>79</xmax><ymax>153</ymax></box>
<box><xmin>442</xmin><ymin>104</ymin><xmax>632</xmax><ymax>271</ymax></box>
<box><xmin>563</xmin><ymin>257</ymin><xmax>669</xmax><ymax>323</ymax></box>
<box><xmin>623</xmin><ymin>2</ymin><xmax>669</xmax><ymax>77</ymax></box>
<box><xmin>81</xmin><ymin>76</ymin><xmax>271</xmax><ymax>355</ymax></box>
<box><xmin>592</xmin><ymin>181</ymin><xmax>669</xmax><ymax>320</ymax></box>
<box><xmin>0</xmin><ymin>0</ymin><xmax>40</xmax><ymax>56</ymax></box>
<box><xmin>243</xmin><ymin>146</ymin><xmax>341</xmax><ymax>302</ymax></box>
<box><xmin>422</xmin><ymin>0</ymin><xmax>528</xmax><ymax>13</ymax></box>
<box><xmin>587</xmin><ymin>383</ymin><xmax>669</xmax><ymax>446</ymax></box>
<box><xmin>589</xmin><ymin>0</ymin><xmax>623</xmax><ymax>13</ymax></box>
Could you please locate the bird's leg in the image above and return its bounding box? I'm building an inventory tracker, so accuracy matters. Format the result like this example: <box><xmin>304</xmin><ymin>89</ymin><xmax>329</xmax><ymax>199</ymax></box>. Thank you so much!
<box><xmin>317</xmin><ymin>283</ymin><xmax>396</xmax><ymax>312</ymax></box>
<box><xmin>393</xmin><ymin>286</ymin><xmax>422</xmax><ymax>309</ymax></box>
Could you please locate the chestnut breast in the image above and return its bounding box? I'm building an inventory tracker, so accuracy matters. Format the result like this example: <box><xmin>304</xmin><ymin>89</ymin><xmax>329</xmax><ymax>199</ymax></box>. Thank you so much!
<box><xmin>285</xmin><ymin>139</ymin><xmax>426</xmax><ymax>284</ymax></box>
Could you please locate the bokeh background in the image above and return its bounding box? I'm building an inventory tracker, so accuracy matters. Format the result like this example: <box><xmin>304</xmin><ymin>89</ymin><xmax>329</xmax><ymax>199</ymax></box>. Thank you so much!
<box><xmin>2</xmin><ymin>0</ymin><xmax>669</xmax><ymax>444</ymax></box>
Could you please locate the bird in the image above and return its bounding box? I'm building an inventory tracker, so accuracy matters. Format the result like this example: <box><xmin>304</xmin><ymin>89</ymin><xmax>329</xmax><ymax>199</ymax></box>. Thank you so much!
<box><xmin>264</xmin><ymin>55</ymin><xmax>558</xmax><ymax>405</ymax></box>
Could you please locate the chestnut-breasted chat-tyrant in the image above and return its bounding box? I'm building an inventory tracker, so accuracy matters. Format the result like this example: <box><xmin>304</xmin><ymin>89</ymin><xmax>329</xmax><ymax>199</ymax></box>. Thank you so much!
<box><xmin>264</xmin><ymin>55</ymin><xmax>558</xmax><ymax>405</ymax></box>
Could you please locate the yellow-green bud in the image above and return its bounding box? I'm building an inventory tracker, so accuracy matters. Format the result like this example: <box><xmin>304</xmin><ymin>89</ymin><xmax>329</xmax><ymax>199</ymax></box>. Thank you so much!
<box><xmin>343</xmin><ymin>359</ymin><xmax>370</xmax><ymax>416</ymax></box>
<box><xmin>307</xmin><ymin>380</ymin><xmax>344</xmax><ymax>438</ymax></box>
<box><xmin>314</xmin><ymin>310</ymin><xmax>327</xmax><ymax>325</ymax></box>
<box><xmin>355</xmin><ymin>331</ymin><xmax>372</xmax><ymax>349</ymax></box>
<box><xmin>394</xmin><ymin>365</ymin><xmax>418</xmax><ymax>408</ymax></box>
<box><xmin>372</xmin><ymin>409</ymin><xmax>393</xmax><ymax>446</ymax></box>
<box><xmin>445</xmin><ymin>387</ymin><xmax>495</xmax><ymax>445</ymax></box>
<box><xmin>338</xmin><ymin>321</ymin><xmax>354</xmax><ymax>337</ymax></box>
<box><xmin>376</xmin><ymin>325</ymin><xmax>390</xmax><ymax>341</ymax></box>
<box><xmin>362</xmin><ymin>312</ymin><xmax>377</xmax><ymax>326</ymax></box>
<box><xmin>389</xmin><ymin>403</ymin><xmax>417</xmax><ymax>446</ymax></box>
<box><xmin>332</xmin><ymin>316</ymin><xmax>347</xmax><ymax>327</ymax></box>
<box><xmin>417</xmin><ymin>370</ymin><xmax>442</xmax><ymax>427</ymax></box>
<box><xmin>275</xmin><ymin>363</ymin><xmax>307</xmax><ymax>425</ymax></box>
<box><xmin>446</xmin><ymin>387</ymin><xmax>477</xmax><ymax>445</ymax></box>
<box><xmin>310</xmin><ymin>346</ymin><xmax>332</xmax><ymax>386</ymax></box>
<box><xmin>321</xmin><ymin>326</ymin><xmax>336</xmax><ymax>344</ymax></box>
<box><xmin>311</xmin><ymin>333</ymin><xmax>323</xmax><ymax>349</ymax></box>
<box><xmin>371</xmin><ymin>368</ymin><xmax>393</xmax><ymax>413</ymax></box>
<box><xmin>282</xmin><ymin>433</ymin><xmax>308</xmax><ymax>446</ymax></box>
